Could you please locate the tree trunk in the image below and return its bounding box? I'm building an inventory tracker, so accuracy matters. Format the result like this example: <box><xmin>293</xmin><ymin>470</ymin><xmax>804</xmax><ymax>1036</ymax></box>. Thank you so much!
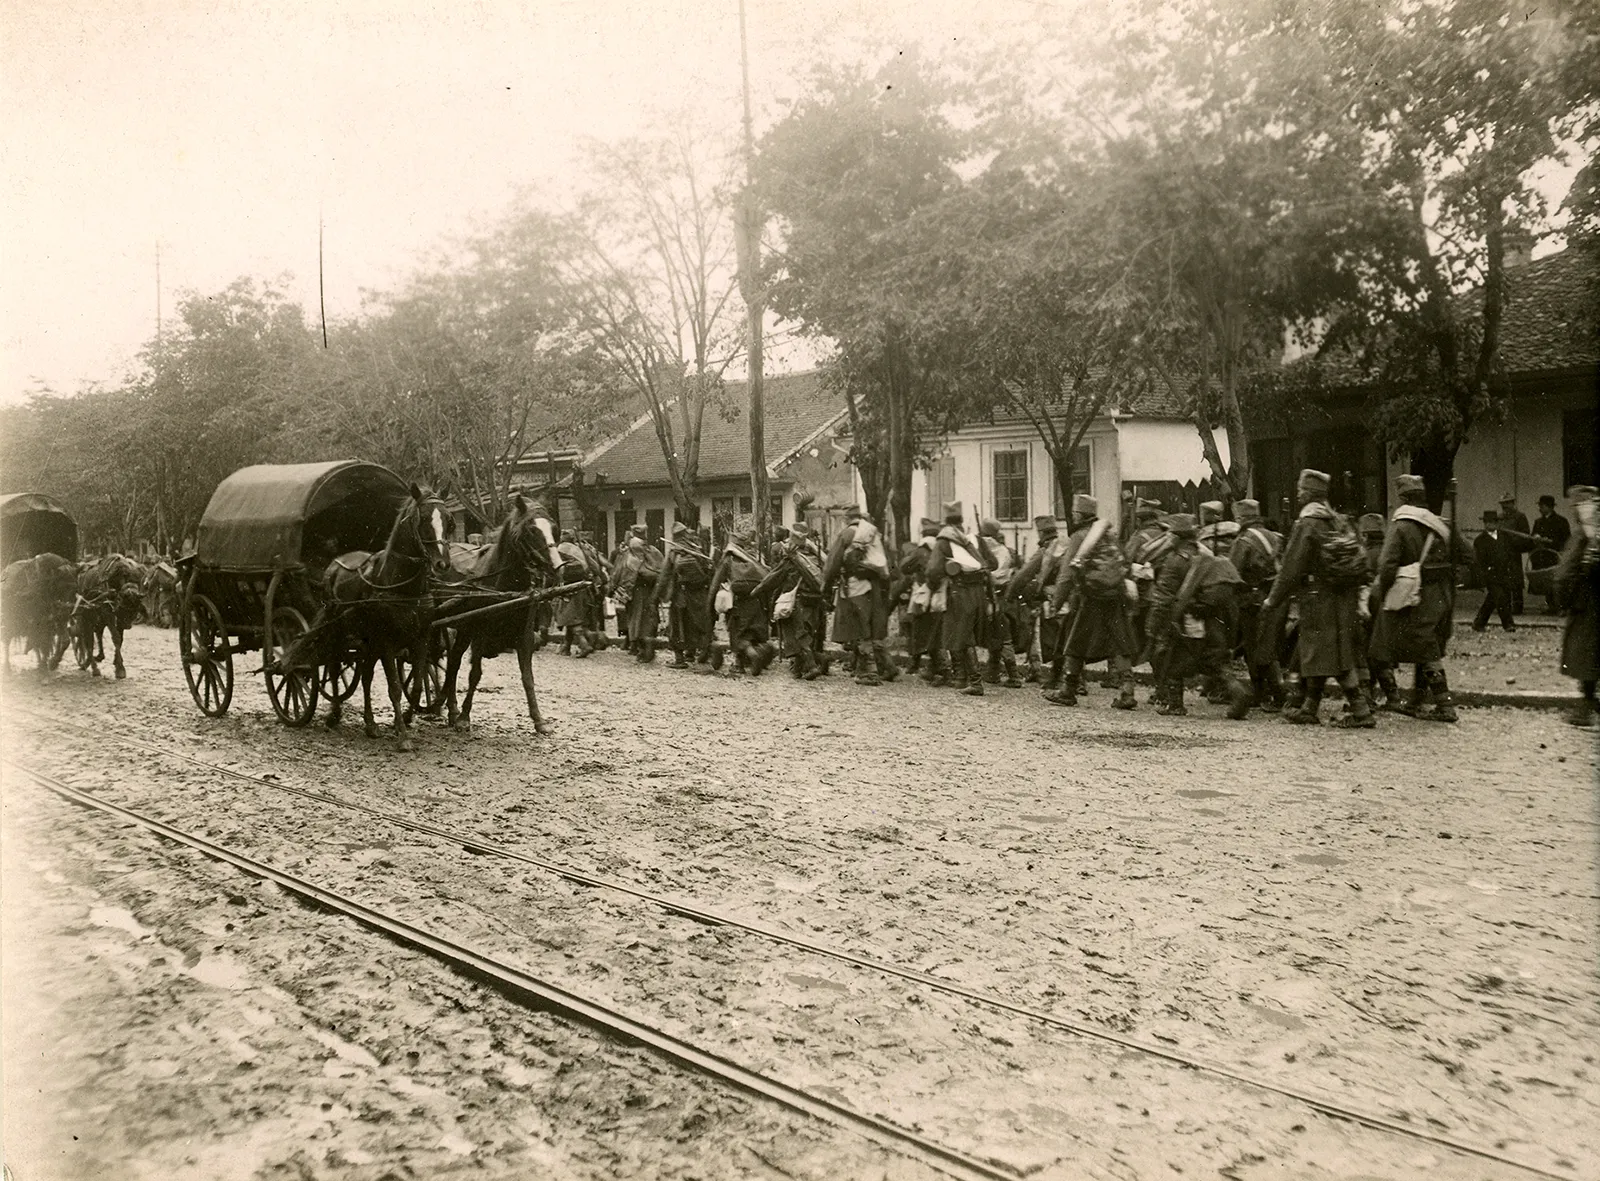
<box><xmin>1411</xmin><ymin>431</ymin><xmax>1458</xmax><ymax>517</ymax></box>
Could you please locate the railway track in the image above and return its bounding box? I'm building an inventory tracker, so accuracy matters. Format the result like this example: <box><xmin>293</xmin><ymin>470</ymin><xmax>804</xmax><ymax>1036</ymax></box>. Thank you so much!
<box><xmin>3</xmin><ymin>700</ymin><xmax>1570</xmax><ymax>1180</ymax></box>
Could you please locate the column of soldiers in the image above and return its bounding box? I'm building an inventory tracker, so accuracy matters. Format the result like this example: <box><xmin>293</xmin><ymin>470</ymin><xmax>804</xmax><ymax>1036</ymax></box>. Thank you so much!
<box><xmin>536</xmin><ymin>469</ymin><xmax>1600</xmax><ymax>725</ymax></box>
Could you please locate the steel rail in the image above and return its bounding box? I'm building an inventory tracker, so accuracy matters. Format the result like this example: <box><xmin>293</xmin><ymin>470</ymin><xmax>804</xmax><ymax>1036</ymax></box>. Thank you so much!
<box><xmin>6</xmin><ymin>759</ymin><xmax>1018</xmax><ymax>1181</ymax></box>
<box><xmin>4</xmin><ymin>706</ymin><xmax>1573</xmax><ymax>1180</ymax></box>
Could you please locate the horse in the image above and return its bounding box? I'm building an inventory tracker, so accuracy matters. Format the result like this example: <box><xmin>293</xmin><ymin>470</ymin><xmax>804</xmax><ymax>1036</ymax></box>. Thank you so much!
<box><xmin>438</xmin><ymin>495</ymin><xmax>562</xmax><ymax>735</ymax></box>
<box><xmin>72</xmin><ymin>554</ymin><xmax>146</xmax><ymax>677</ymax></box>
<box><xmin>316</xmin><ymin>484</ymin><xmax>452</xmax><ymax>751</ymax></box>
<box><xmin>1</xmin><ymin>553</ymin><xmax>77</xmax><ymax>674</ymax></box>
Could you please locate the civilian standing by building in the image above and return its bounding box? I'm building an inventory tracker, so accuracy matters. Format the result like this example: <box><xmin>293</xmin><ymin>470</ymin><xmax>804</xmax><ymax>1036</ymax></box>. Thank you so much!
<box><xmin>1472</xmin><ymin>511</ymin><xmax>1523</xmax><ymax>632</ymax></box>
<box><xmin>1532</xmin><ymin>495</ymin><xmax>1572</xmax><ymax>613</ymax></box>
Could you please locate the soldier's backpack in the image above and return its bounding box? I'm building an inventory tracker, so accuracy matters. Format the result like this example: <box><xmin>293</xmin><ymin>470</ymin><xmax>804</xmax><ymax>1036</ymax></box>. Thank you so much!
<box><xmin>1076</xmin><ymin>520</ymin><xmax>1129</xmax><ymax>601</ymax></box>
<box><xmin>1317</xmin><ymin>514</ymin><xmax>1370</xmax><ymax>589</ymax></box>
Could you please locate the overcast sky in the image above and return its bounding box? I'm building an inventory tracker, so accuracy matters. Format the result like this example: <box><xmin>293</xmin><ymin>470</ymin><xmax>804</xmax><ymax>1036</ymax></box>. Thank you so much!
<box><xmin>1</xmin><ymin>0</ymin><xmax>1085</xmax><ymax>403</ymax></box>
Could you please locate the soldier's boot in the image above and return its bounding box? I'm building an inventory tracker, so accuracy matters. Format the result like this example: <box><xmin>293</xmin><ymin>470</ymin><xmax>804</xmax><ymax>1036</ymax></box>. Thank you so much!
<box><xmin>1333</xmin><ymin>682</ymin><xmax>1376</xmax><ymax>728</ymax></box>
<box><xmin>983</xmin><ymin>652</ymin><xmax>1001</xmax><ymax>684</ymax></box>
<box><xmin>929</xmin><ymin>651</ymin><xmax>952</xmax><ymax>688</ymax></box>
<box><xmin>1002</xmin><ymin>651</ymin><xmax>1023</xmax><ymax>689</ymax></box>
<box><xmin>1112</xmin><ymin>672</ymin><xmax>1137</xmax><ymax>710</ymax></box>
<box><xmin>1284</xmin><ymin>681</ymin><xmax>1322</xmax><ymax>725</ymax></box>
<box><xmin>875</xmin><ymin>644</ymin><xmax>900</xmax><ymax>682</ymax></box>
<box><xmin>641</xmin><ymin>638</ymin><xmax>658</xmax><ymax>663</ymax></box>
<box><xmin>1281</xmin><ymin>672</ymin><xmax>1304</xmax><ymax>716</ymax></box>
<box><xmin>1043</xmin><ymin>658</ymin><xmax>1065</xmax><ymax>696</ymax></box>
<box><xmin>1375</xmin><ymin>666</ymin><xmax>1400</xmax><ymax>710</ymax></box>
<box><xmin>574</xmin><ymin>629</ymin><xmax>594</xmax><ymax>659</ymax></box>
<box><xmin>668</xmin><ymin>646</ymin><xmax>690</xmax><ymax>669</ymax></box>
<box><xmin>1025</xmin><ymin>654</ymin><xmax>1043</xmax><ymax>684</ymax></box>
<box><xmin>800</xmin><ymin>650</ymin><xmax>824</xmax><ymax>681</ymax></box>
<box><xmin>752</xmin><ymin>641</ymin><xmax>779</xmax><ymax>676</ymax></box>
<box><xmin>1394</xmin><ymin>669</ymin><xmax>1429</xmax><ymax>717</ymax></box>
<box><xmin>1257</xmin><ymin>663</ymin><xmax>1284</xmax><ymax>712</ymax></box>
<box><xmin>1421</xmin><ymin>669</ymin><xmax>1458</xmax><ymax>723</ymax></box>
<box><xmin>1155</xmin><ymin>681</ymin><xmax>1186</xmax><ymax>716</ymax></box>
<box><xmin>856</xmin><ymin>646</ymin><xmax>882</xmax><ymax>686</ymax></box>
<box><xmin>559</xmin><ymin>636</ymin><xmax>572</xmax><ymax>656</ymax></box>
<box><xmin>1044</xmin><ymin>659</ymin><xmax>1078</xmax><ymax>706</ymax></box>
<box><xmin>1224</xmin><ymin>674</ymin><xmax>1253</xmax><ymax>720</ymax></box>
<box><xmin>907</xmin><ymin>653</ymin><xmax>923</xmax><ymax>675</ymax></box>
<box><xmin>961</xmin><ymin>648</ymin><xmax>986</xmax><ymax>696</ymax></box>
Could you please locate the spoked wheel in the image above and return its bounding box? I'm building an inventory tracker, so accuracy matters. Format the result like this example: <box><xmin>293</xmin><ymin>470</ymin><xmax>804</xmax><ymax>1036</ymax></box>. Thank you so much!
<box><xmin>265</xmin><ymin>606</ymin><xmax>318</xmax><ymax>727</ymax></box>
<box><xmin>397</xmin><ymin>635</ymin><xmax>446</xmax><ymax>717</ymax></box>
<box><xmin>321</xmin><ymin>658</ymin><xmax>360</xmax><ymax>704</ymax></box>
<box><xmin>180</xmin><ymin>594</ymin><xmax>233</xmax><ymax>716</ymax></box>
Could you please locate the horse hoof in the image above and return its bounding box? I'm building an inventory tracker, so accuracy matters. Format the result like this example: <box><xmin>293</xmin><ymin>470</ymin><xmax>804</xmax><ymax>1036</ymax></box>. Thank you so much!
<box><xmin>114</xmin><ymin>667</ymin><xmax>126</xmax><ymax>680</ymax></box>
<box><xmin>397</xmin><ymin>738</ymin><xmax>414</xmax><ymax>752</ymax></box>
<box><xmin>365</xmin><ymin>726</ymin><xmax>381</xmax><ymax>739</ymax></box>
<box><xmin>450</xmin><ymin>720</ymin><xmax>471</xmax><ymax>734</ymax></box>
<box><xmin>535</xmin><ymin>723</ymin><xmax>552</xmax><ymax>736</ymax></box>
<box><xmin>91</xmin><ymin>667</ymin><xmax>102</xmax><ymax>678</ymax></box>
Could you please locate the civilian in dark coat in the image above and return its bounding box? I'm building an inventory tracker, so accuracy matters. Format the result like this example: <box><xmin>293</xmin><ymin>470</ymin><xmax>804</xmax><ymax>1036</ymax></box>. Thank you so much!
<box><xmin>1532</xmin><ymin>495</ymin><xmax>1572</xmax><ymax>614</ymax></box>
<box><xmin>1473</xmin><ymin>512</ymin><xmax>1524</xmax><ymax>631</ymax></box>
<box><xmin>1370</xmin><ymin>475</ymin><xmax>1473</xmax><ymax>721</ymax></box>
<box><xmin>1264</xmin><ymin>469</ymin><xmax>1372</xmax><ymax>726</ymax></box>
<box><xmin>1555</xmin><ymin>488</ymin><xmax>1599</xmax><ymax>726</ymax></box>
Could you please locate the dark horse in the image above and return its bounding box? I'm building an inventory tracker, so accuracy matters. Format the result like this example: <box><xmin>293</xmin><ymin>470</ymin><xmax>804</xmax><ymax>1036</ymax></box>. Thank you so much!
<box><xmin>439</xmin><ymin>495</ymin><xmax>561</xmax><ymax>734</ymax></box>
<box><xmin>2</xmin><ymin>553</ymin><xmax>77</xmax><ymax>674</ymax></box>
<box><xmin>72</xmin><ymin>554</ymin><xmax>146</xmax><ymax>677</ymax></box>
<box><xmin>318</xmin><ymin>484</ymin><xmax>451</xmax><ymax>751</ymax></box>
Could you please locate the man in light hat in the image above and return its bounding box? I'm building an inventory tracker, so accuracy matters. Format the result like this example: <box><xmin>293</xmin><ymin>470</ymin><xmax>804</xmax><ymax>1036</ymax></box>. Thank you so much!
<box><xmin>924</xmin><ymin>500</ymin><xmax>992</xmax><ymax>695</ymax></box>
<box><xmin>1008</xmin><ymin>513</ymin><xmax>1062</xmax><ymax>685</ymax></box>
<box><xmin>978</xmin><ymin>518</ymin><xmax>1024</xmax><ymax>688</ymax></box>
<box><xmin>1369</xmin><ymin>473</ymin><xmax>1472</xmax><ymax>721</ymax></box>
<box><xmin>656</xmin><ymin>521</ymin><xmax>715</xmax><ymax>670</ymax></box>
<box><xmin>1145</xmin><ymin>513</ymin><xmax>1251</xmax><ymax>717</ymax></box>
<box><xmin>822</xmin><ymin>505</ymin><xmax>898</xmax><ymax>685</ymax></box>
<box><xmin>1044</xmin><ymin>493</ymin><xmax>1138</xmax><ymax>709</ymax></box>
<box><xmin>1264</xmin><ymin>469</ymin><xmax>1374</xmax><ymax>727</ymax></box>
<box><xmin>1230</xmin><ymin>499</ymin><xmax>1284</xmax><ymax>711</ymax></box>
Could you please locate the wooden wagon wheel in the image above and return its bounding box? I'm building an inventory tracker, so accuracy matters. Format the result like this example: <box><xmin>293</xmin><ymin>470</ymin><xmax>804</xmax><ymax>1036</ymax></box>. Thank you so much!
<box><xmin>264</xmin><ymin>606</ymin><xmax>318</xmax><ymax>727</ymax></box>
<box><xmin>321</xmin><ymin>658</ymin><xmax>360</xmax><ymax>704</ymax></box>
<box><xmin>180</xmin><ymin>593</ymin><xmax>233</xmax><ymax>716</ymax></box>
<box><xmin>397</xmin><ymin>632</ymin><xmax>447</xmax><ymax>717</ymax></box>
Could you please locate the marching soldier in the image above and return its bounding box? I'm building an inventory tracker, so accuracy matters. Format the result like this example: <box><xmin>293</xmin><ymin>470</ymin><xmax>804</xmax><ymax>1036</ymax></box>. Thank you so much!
<box><xmin>1229</xmin><ymin>500</ymin><xmax>1284</xmax><ymax>711</ymax></box>
<box><xmin>1044</xmin><ymin>494</ymin><xmax>1137</xmax><ymax>709</ymax></box>
<box><xmin>822</xmin><ymin>506</ymin><xmax>898</xmax><ymax>686</ymax></box>
<box><xmin>924</xmin><ymin>501</ymin><xmax>992</xmax><ymax>696</ymax></box>
<box><xmin>978</xmin><ymin>518</ymin><xmax>1024</xmax><ymax>687</ymax></box>
<box><xmin>656</xmin><ymin>521</ymin><xmax>715</xmax><ymax>670</ymax></box>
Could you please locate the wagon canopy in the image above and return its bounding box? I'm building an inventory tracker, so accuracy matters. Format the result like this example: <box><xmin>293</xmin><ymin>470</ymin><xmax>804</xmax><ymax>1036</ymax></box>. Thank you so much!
<box><xmin>0</xmin><ymin>492</ymin><xmax>79</xmax><ymax>565</ymax></box>
<box><xmin>195</xmin><ymin>461</ymin><xmax>412</xmax><ymax>571</ymax></box>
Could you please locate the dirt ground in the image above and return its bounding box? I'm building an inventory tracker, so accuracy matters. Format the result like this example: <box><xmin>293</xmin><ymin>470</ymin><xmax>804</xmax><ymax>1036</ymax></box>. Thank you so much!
<box><xmin>2</xmin><ymin>624</ymin><xmax>1595</xmax><ymax>1180</ymax></box>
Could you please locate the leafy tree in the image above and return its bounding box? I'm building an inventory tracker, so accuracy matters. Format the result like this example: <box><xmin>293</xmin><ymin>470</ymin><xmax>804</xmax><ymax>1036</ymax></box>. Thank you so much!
<box><xmin>755</xmin><ymin>55</ymin><xmax>978</xmax><ymax>546</ymax></box>
<box><xmin>1293</xmin><ymin>0</ymin><xmax>1599</xmax><ymax>507</ymax></box>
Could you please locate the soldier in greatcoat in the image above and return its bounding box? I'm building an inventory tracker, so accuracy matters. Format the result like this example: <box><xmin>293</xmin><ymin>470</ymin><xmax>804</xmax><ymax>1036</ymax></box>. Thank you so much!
<box><xmin>923</xmin><ymin>501</ymin><xmax>992</xmax><ymax>696</ymax></box>
<box><xmin>1043</xmin><ymin>493</ymin><xmax>1138</xmax><ymax>709</ymax></box>
<box><xmin>1229</xmin><ymin>500</ymin><xmax>1284</xmax><ymax>711</ymax></box>
<box><xmin>822</xmin><ymin>506</ymin><xmax>898</xmax><ymax>686</ymax></box>
<box><xmin>1369</xmin><ymin>473</ymin><xmax>1472</xmax><ymax>722</ymax></box>
<box><xmin>1263</xmin><ymin>468</ymin><xmax>1372</xmax><ymax>727</ymax></box>
<box><xmin>656</xmin><ymin>521</ymin><xmax>714</xmax><ymax>670</ymax></box>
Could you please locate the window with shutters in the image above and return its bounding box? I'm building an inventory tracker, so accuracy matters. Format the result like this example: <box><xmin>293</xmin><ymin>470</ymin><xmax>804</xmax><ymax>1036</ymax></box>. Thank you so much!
<box><xmin>991</xmin><ymin>450</ymin><xmax>1029</xmax><ymax>521</ymax></box>
<box><xmin>924</xmin><ymin>454</ymin><xmax>957</xmax><ymax>519</ymax></box>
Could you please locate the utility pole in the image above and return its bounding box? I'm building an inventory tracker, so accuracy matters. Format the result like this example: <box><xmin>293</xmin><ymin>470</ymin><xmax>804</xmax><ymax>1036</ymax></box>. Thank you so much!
<box><xmin>736</xmin><ymin>0</ymin><xmax>770</xmax><ymax>554</ymax></box>
<box><xmin>318</xmin><ymin>208</ymin><xmax>329</xmax><ymax>348</ymax></box>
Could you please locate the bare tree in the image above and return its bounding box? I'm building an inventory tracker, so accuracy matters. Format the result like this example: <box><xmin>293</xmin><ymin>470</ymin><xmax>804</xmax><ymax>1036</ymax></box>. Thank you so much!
<box><xmin>567</xmin><ymin>125</ymin><xmax>746</xmax><ymax>524</ymax></box>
